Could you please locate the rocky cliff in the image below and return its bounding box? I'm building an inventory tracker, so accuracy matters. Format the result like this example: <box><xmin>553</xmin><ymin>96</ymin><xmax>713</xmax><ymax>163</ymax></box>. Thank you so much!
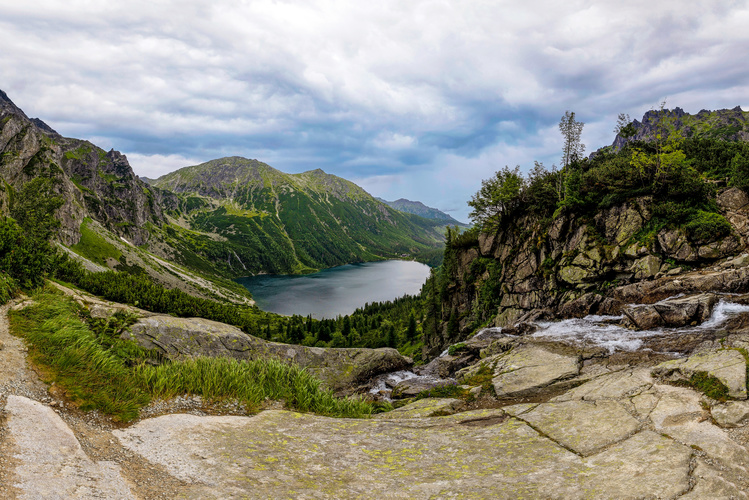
<box><xmin>427</xmin><ymin>187</ymin><xmax>749</xmax><ymax>357</ymax></box>
<box><xmin>0</xmin><ymin>90</ymin><xmax>176</xmax><ymax>246</ymax></box>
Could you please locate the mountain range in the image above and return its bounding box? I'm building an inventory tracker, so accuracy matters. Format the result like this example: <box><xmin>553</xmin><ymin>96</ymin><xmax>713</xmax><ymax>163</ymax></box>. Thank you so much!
<box><xmin>0</xmin><ymin>90</ymin><xmax>444</xmax><ymax>299</ymax></box>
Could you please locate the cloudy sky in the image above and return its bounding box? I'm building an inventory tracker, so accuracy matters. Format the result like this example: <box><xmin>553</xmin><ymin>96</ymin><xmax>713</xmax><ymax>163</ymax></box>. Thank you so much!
<box><xmin>1</xmin><ymin>1</ymin><xmax>748</xmax><ymax>221</ymax></box>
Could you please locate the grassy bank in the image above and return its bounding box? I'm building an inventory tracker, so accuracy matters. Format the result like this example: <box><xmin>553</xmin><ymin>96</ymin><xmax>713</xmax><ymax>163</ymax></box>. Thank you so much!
<box><xmin>9</xmin><ymin>287</ymin><xmax>374</xmax><ymax>421</ymax></box>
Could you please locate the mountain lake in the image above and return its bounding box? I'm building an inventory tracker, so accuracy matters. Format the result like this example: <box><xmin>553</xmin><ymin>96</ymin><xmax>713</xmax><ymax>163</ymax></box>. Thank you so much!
<box><xmin>236</xmin><ymin>260</ymin><xmax>432</xmax><ymax>318</ymax></box>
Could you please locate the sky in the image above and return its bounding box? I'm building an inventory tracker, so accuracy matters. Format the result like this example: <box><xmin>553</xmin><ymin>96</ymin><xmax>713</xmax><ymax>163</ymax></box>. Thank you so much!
<box><xmin>1</xmin><ymin>1</ymin><xmax>748</xmax><ymax>222</ymax></box>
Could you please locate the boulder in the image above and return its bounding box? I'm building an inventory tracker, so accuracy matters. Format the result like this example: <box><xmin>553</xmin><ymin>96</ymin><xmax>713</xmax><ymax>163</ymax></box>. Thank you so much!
<box><xmin>631</xmin><ymin>255</ymin><xmax>661</xmax><ymax>279</ymax></box>
<box><xmin>123</xmin><ymin>315</ymin><xmax>411</xmax><ymax>392</ymax></box>
<box><xmin>652</xmin><ymin>349</ymin><xmax>747</xmax><ymax>400</ymax></box>
<box><xmin>717</xmin><ymin>187</ymin><xmax>749</xmax><ymax>211</ymax></box>
<box><xmin>621</xmin><ymin>293</ymin><xmax>718</xmax><ymax>330</ymax></box>
<box><xmin>558</xmin><ymin>293</ymin><xmax>602</xmax><ymax>318</ymax></box>
<box><xmin>391</xmin><ymin>378</ymin><xmax>447</xmax><ymax>399</ymax></box>
<box><xmin>460</xmin><ymin>345</ymin><xmax>580</xmax><ymax>398</ymax></box>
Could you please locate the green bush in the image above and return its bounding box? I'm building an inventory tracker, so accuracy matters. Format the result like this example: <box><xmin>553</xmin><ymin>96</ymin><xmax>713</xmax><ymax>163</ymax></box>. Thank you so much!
<box><xmin>684</xmin><ymin>211</ymin><xmax>732</xmax><ymax>243</ymax></box>
<box><xmin>0</xmin><ymin>272</ymin><xmax>18</xmax><ymax>304</ymax></box>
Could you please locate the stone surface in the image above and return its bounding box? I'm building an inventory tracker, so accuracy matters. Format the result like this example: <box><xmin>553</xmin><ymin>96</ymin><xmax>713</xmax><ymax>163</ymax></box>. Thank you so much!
<box><xmin>650</xmin><ymin>386</ymin><xmax>749</xmax><ymax>473</ymax></box>
<box><xmin>652</xmin><ymin>349</ymin><xmax>747</xmax><ymax>400</ymax></box>
<box><xmin>124</xmin><ymin>315</ymin><xmax>411</xmax><ymax>392</ymax></box>
<box><xmin>114</xmin><ymin>410</ymin><xmax>693</xmax><ymax>499</ymax></box>
<box><xmin>374</xmin><ymin>398</ymin><xmax>463</xmax><ymax>419</ymax></box>
<box><xmin>631</xmin><ymin>254</ymin><xmax>661</xmax><ymax>279</ymax></box>
<box><xmin>551</xmin><ymin>368</ymin><xmax>653</xmax><ymax>402</ymax></box>
<box><xmin>390</xmin><ymin>378</ymin><xmax>446</xmax><ymax>399</ymax></box>
<box><xmin>712</xmin><ymin>400</ymin><xmax>749</xmax><ymax>428</ymax></box>
<box><xmin>516</xmin><ymin>400</ymin><xmax>641</xmax><ymax>456</ymax></box>
<box><xmin>481</xmin><ymin>345</ymin><xmax>580</xmax><ymax>398</ymax></box>
<box><xmin>681</xmin><ymin>460</ymin><xmax>749</xmax><ymax>499</ymax></box>
<box><xmin>5</xmin><ymin>395</ymin><xmax>134</xmax><ymax>499</ymax></box>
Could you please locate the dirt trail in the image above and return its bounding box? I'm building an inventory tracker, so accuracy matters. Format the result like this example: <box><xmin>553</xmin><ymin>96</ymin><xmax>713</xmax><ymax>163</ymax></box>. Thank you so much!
<box><xmin>0</xmin><ymin>301</ymin><xmax>192</xmax><ymax>499</ymax></box>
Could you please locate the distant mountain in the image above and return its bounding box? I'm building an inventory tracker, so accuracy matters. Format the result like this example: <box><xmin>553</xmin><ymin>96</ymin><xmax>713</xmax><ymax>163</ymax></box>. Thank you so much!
<box><xmin>376</xmin><ymin>198</ymin><xmax>467</xmax><ymax>226</ymax></box>
<box><xmin>151</xmin><ymin>157</ymin><xmax>445</xmax><ymax>275</ymax></box>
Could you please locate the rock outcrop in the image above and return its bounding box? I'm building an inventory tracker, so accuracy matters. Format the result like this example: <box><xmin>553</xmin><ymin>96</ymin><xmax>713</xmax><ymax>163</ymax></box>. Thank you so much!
<box><xmin>431</xmin><ymin>187</ymin><xmax>749</xmax><ymax>357</ymax></box>
<box><xmin>124</xmin><ymin>315</ymin><xmax>412</xmax><ymax>392</ymax></box>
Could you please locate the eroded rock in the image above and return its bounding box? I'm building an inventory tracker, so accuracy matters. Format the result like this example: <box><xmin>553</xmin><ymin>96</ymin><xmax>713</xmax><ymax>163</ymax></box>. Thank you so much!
<box><xmin>514</xmin><ymin>400</ymin><xmax>640</xmax><ymax>456</ymax></box>
<box><xmin>621</xmin><ymin>293</ymin><xmax>718</xmax><ymax>330</ymax></box>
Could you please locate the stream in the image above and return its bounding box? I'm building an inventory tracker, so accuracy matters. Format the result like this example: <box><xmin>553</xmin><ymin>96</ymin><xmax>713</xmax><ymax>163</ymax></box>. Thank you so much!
<box><xmin>369</xmin><ymin>298</ymin><xmax>749</xmax><ymax>401</ymax></box>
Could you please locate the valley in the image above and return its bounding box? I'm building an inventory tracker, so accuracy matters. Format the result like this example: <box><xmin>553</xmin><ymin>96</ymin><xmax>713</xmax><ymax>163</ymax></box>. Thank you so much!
<box><xmin>5</xmin><ymin>91</ymin><xmax>749</xmax><ymax>497</ymax></box>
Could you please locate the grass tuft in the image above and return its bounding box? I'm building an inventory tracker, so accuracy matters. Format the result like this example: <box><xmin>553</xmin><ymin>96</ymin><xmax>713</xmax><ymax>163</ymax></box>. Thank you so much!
<box><xmin>9</xmin><ymin>288</ymin><xmax>374</xmax><ymax>421</ymax></box>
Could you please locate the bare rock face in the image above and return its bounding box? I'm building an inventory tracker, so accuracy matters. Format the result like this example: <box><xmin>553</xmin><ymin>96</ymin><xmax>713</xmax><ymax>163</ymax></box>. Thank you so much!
<box><xmin>123</xmin><ymin>315</ymin><xmax>412</xmax><ymax>392</ymax></box>
<box><xmin>113</xmin><ymin>409</ymin><xmax>695</xmax><ymax>499</ymax></box>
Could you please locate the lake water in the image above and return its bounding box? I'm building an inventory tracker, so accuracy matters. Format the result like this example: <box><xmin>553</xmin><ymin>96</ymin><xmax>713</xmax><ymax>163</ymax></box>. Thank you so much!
<box><xmin>236</xmin><ymin>260</ymin><xmax>432</xmax><ymax>318</ymax></box>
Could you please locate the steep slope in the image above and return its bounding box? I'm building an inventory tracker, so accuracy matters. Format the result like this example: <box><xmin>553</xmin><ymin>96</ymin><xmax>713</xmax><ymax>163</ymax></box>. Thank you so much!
<box><xmin>377</xmin><ymin>197</ymin><xmax>468</xmax><ymax>226</ymax></box>
<box><xmin>0</xmin><ymin>90</ymin><xmax>252</xmax><ymax>302</ymax></box>
<box><xmin>0</xmin><ymin>90</ymin><xmax>175</xmax><ymax>247</ymax></box>
<box><xmin>151</xmin><ymin>157</ymin><xmax>445</xmax><ymax>275</ymax></box>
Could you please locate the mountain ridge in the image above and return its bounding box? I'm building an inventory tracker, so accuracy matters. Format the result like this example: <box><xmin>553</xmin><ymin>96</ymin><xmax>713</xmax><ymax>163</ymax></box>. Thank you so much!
<box><xmin>376</xmin><ymin>197</ymin><xmax>467</xmax><ymax>226</ymax></box>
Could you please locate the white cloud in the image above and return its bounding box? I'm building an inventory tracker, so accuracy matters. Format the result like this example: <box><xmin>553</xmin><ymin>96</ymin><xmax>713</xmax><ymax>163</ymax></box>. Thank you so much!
<box><xmin>1</xmin><ymin>0</ymin><xmax>748</xmax><ymax>219</ymax></box>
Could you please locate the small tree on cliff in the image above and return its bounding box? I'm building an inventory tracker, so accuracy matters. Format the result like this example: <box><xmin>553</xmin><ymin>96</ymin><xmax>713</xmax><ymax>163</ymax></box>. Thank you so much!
<box><xmin>468</xmin><ymin>165</ymin><xmax>524</xmax><ymax>230</ymax></box>
<box><xmin>557</xmin><ymin>111</ymin><xmax>585</xmax><ymax>201</ymax></box>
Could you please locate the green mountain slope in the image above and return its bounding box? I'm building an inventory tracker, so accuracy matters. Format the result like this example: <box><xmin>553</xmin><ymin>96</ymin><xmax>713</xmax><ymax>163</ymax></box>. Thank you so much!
<box><xmin>151</xmin><ymin>157</ymin><xmax>445</xmax><ymax>275</ymax></box>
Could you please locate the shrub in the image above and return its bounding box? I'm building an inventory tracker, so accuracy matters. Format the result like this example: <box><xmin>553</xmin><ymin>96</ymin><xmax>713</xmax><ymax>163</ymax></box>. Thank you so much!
<box><xmin>684</xmin><ymin>211</ymin><xmax>732</xmax><ymax>243</ymax></box>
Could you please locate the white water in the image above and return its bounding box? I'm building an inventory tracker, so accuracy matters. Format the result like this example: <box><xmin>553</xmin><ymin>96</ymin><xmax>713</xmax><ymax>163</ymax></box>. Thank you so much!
<box><xmin>532</xmin><ymin>299</ymin><xmax>749</xmax><ymax>353</ymax></box>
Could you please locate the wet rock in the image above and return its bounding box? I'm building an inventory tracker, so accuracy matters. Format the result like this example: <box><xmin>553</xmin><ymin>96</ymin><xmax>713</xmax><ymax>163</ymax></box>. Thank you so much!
<box><xmin>652</xmin><ymin>349</ymin><xmax>747</xmax><ymax>400</ymax></box>
<box><xmin>480</xmin><ymin>337</ymin><xmax>518</xmax><ymax>358</ymax></box>
<box><xmin>621</xmin><ymin>293</ymin><xmax>718</xmax><ymax>330</ymax></box>
<box><xmin>391</xmin><ymin>378</ymin><xmax>447</xmax><ymax>399</ymax></box>
<box><xmin>514</xmin><ymin>400</ymin><xmax>641</xmax><ymax>456</ymax></box>
<box><xmin>620</xmin><ymin>304</ymin><xmax>663</xmax><ymax>330</ymax></box>
<box><xmin>374</xmin><ymin>398</ymin><xmax>464</xmax><ymax>419</ymax></box>
<box><xmin>558</xmin><ymin>293</ymin><xmax>602</xmax><ymax>318</ymax></box>
<box><xmin>124</xmin><ymin>315</ymin><xmax>411</xmax><ymax>392</ymax></box>
<box><xmin>711</xmin><ymin>401</ymin><xmax>749</xmax><ymax>428</ymax></box>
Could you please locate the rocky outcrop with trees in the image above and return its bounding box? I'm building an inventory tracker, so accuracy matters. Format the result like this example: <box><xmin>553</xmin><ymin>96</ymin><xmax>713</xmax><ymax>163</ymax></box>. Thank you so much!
<box><xmin>425</xmin><ymin>106</ymin><xmax>749</xmax><ymax>357</ymax></box>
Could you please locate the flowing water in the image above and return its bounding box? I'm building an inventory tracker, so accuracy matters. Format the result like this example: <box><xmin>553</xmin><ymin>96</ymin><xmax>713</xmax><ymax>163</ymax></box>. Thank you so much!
<box><xmin>370</xmin><ymin>298</ymin><xmax>749</xmax><ymax>400</ymax></box>
<box><xmin>236</xmin><ymin>260</ymin><xmax>431</xmax><ymax>319</ymax></box>
<box><xmin>532</xmin><ymin>299</ymin><xmax>749</xmax><ymax>352</ymax></box>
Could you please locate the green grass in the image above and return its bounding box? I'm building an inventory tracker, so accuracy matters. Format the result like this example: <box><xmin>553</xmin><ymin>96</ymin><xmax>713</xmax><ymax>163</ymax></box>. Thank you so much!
<box><xmin>70</xmin><ymin>217</ymin><xmax>122</xmax><ymax>265</ymax></box>
<box><xmin>0</xmin><ymin>273</ymin><xmax>18</xmax><ymax>304</ymax></box>
<box><xmin>9</xmin><ymin>288</ymin><xmax>374</xmax><ymax>421</ymax></box>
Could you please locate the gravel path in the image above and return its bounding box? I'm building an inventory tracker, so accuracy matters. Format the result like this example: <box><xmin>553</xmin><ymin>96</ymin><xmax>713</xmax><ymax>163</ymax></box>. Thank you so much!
<box><xmin>0</xmin><ymin>300</ymin><xmax>195</xmax><ymax>499</ymax></box>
